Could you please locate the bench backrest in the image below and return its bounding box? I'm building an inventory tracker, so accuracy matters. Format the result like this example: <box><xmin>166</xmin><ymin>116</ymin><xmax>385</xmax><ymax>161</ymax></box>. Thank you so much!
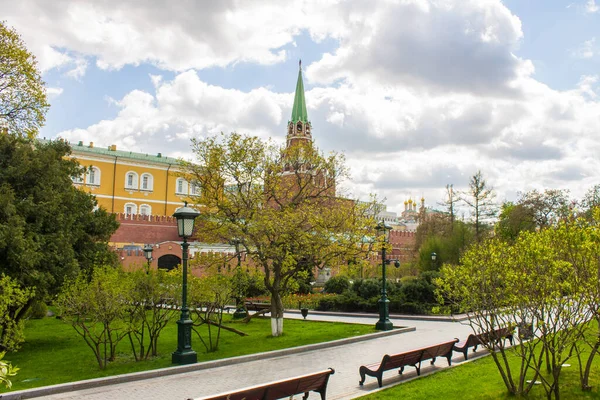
<box><xmin>477</xmin><ymin>326</ymin><xmax>514</xmax><ymax>344</ymax></box>
<box><xmin>421</xmin><ymin>340</ymin><xmax>459</xmax><ymax>360</ymax></box>
<box><xmin>193</xmin><ymin>368</ymin><xmax>335</xmax><ymax>400</ymax></box>
<box><xmin>383</xmin><ymin>349</ymin><xmax>424</xmax><ymax>370</ymax></box>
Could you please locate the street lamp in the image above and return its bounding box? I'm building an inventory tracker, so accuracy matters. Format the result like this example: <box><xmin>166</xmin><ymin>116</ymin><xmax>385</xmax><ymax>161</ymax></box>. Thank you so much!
<box><xmin>431</xmin><ymin>252</ymin><xmax>437</xmax><ymax>270</ymax></box>
<box><xmin>172</xmin><ymin>201</ymin><xmax>200</xmax><ymax>365</ymax></box>
<box><xmin>375</xmin><ymin>220</ymin><xmax>394</xmax><ymax>331</ymax></box>
<box><xmin>143</xmin><ymin>244</ymin><xmax>153</xmax><ymax>274</ymax></box>
<box><xmin>230</xmin><ymin>238</ymin><xmax>248</xmax><ymax>319</ymax></box>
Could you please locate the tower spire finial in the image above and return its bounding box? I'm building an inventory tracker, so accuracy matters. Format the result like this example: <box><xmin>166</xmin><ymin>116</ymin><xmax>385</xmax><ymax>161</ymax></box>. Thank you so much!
<box><xmin>291</xmin><ymin>62</ymin><xmax>308</xmax><ymax>124</ymax></box>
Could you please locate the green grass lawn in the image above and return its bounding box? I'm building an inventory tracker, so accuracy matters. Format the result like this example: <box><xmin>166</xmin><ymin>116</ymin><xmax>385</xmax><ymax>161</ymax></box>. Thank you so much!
<box><xmin>358</xmin><ymin>350</ymin><xmax>600</xmax><ymax>400</ymax></box>
<box><xmin>4</xmin><ymin>314</ymin><xmax>374</xmax><ymax>392</ymax></box>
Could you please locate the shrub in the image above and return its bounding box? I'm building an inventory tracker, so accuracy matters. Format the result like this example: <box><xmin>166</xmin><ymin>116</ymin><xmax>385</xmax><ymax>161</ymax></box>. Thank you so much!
<box><xmin>352</xmin><ymin>279</ymin><xmax>380</xmax><ymax>299</ymax></box>
<box><xmin>323</xmin><ymin>275</ymin><xmax>351</xmax><ymax>294</ymax></box>
<box><xmin>27</xmin><ymin>301</ymin><xmax>47</xmax><ymax>319</ymax></box>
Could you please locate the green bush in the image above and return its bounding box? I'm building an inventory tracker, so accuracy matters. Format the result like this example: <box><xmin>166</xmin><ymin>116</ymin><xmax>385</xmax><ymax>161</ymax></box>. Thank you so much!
<box><xmin>323</xmin><ymin>275</ymin><xmax>350</xmax><ymax>294</ymax></box>
<box><xmin>27</xmin><ymin>301</ymin><xmax>47</xmax><ymax>319</ymax></box>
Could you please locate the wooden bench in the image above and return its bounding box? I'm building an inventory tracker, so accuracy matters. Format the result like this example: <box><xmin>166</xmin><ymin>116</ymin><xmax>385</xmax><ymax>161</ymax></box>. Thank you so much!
<box><xmin>453</xmin><ymin>326</ymin><xmax>515</xmax><ymax>360</ymax></box>
<box><xmin>245</xmin><ymin>301</ymin><xmax>272</xmax><ymax>313</ymax></box>
<box><xmin>359</xmin><ymin>339</ymin><xmax>458</xmax><ymax>388</ymax></box>
<box><xmin>191</xmin><ymin>368</ymin><xmax>335</xmax><ymax>400</ymax></box>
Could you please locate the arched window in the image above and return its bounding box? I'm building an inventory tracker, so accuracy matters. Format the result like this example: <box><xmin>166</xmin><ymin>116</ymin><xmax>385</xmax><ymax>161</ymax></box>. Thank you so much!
<box><xmin>176</xmin><ymin>178</ymin><xmax>188</xmax><ymax>195</ymax></box>
<box><xmin>190</xmin><ymin>182</ymin><xmax>201</xmax><ymax>196</ymax></box>
<box><xmin>124</xmin><ymin>202</ymin><xmax>137</xmax><ymax>216</ymax></box>
<box><xmin>125</xmin><ymin>171</ymin><xmax>139</xmax><ymax>189</ymax></box>
<box><xmin>140</xmin><ymin>204</ymin><xmax>151</xmax><ymax>216</ymax></box>
<box><xmin>72</xmin><ymin>173</ymin><xmax>84</xmax><ymax>184</ymax></box>
<box><xmin>87</xmin><ymin>166</ymin><xmax>101</xmax><ymax>186</ymax></box>
<box><xmin>141</xmin><ymin>173</ymin><xmax>153</xmax><ymax>191</ymax></box>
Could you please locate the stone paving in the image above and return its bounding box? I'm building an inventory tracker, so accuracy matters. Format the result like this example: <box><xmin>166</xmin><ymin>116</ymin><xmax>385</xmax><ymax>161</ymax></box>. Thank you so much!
<box><xmin>10</xmin><ymin>312</ymin><xmax>476</xmax><ymax>400</ymax></box>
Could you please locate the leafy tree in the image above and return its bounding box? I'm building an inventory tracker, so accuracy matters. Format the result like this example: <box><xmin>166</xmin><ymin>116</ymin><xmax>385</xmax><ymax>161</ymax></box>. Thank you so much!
<box><xmin>126</xmin><ymin>268</ymin><xmax>179</xmax><ymax>361</ymax></box>
<box><xmin>495</xmin><ymin>201</ymin><xmax>536</xmax><ymax>242</ymax></box>
<box><xmin>518</xmin><ymin>189</ymin><xmax>570</xmax><ymax>229</ymax></box>
<box><xmin>189</xmin><ymin>273</ymin><xmax>247</xmax><ymax>352</ymax></box>
<box><xmin>579</xmin><ymin>184</ymin><xmax>600</xmax><ymax>221</ymax></box>
<box><xmin>438</xmin><ymin>226</ymin><xmax>594</xmax><ymax>399</ymax></box>
<box><xmin>0</xmin><ymin>351</ymin><xmax>18</xmax><ymax>389</ymax></box>
<box><xmin>183</xmin><ymin>133</ymin><xmax>377</xmax><ymax>336</ymax></box>
<box><xmin>0</xmin><ymin>135</ymin><xmax>119</xmax><ymax>347</ymax></box>
<box><xmin>57</xmin><ymin>266</ymin><xmax>131</xmax><ymax>369</ymax></box>
<box><xmin>0</xmin><ymin>21</ymin><xmax>49</xmax><ymax>138</ymax></box>
<box><xmin>460</xmin><ymin>170</ymin><xmax>497</xmax><ymax>241</ymax></box>
<box><xmin>0</xmin><ymin>274</ymin><xmax>34</xmax><ymax>351</ymax></box>
<box><xmin>416</xmin><ymin>216</ymin><xmax>473</xmax><ymax>271</ymax></box>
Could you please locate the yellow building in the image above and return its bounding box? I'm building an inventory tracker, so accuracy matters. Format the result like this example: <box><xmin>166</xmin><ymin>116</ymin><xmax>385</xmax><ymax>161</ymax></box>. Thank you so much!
<box><xmin>69</xmin><ymin>141</ymin><xmax>196</xmax><ymax>216</ymax></box>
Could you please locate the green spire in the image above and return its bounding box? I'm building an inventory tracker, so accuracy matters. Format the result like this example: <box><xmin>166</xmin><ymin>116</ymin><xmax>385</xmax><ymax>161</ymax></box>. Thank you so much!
<box><xmin>291</xmin><ymin>60</ymin><xmax>309</xmax><ymax>124</ymax></box>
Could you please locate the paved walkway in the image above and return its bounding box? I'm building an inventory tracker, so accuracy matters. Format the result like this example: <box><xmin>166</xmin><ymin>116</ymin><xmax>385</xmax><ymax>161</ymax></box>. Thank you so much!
<box><xmin>9</xmin><ymin>312</ymin><xmax>476</xmax><ymax>400</ymax></box>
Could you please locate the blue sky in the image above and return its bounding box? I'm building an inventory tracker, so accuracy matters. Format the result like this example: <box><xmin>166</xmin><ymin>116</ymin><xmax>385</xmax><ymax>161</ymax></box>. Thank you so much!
<box><xmin>4</xmin><ymin>0</ymin><xmax>600</xmax><ymax>214</ymax></box>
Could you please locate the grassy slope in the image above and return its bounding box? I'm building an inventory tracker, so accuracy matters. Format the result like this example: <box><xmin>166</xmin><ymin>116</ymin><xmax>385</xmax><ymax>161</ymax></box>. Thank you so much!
<box><xmin>4</xmin><ymin>315</ymin><xmax>373</xmax><ymax>392</ymax></box>
<box><xmin>359</xmin><ymin>349</ymin><xmax>600</xmax><ymax>400</ymax></box>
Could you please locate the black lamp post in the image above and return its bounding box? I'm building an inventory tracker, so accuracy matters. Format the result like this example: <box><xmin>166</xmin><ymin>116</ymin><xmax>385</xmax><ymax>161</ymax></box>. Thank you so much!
<box><xmin>431</xmin><ymin>252</ymin><xmax>437</xmax><ymax>270</ymax></box>
<box><xmin>375</xmin><ymin>220</ymin><xmax>394</xmax><ymax>331</ymax></box>
<box><xmin>143</xmin><ymin>244</ymin><xmax>153</xmax><ymax>274</ymax></box>
<box><xmin>230</xmin><ymin>238</ymin><xmax>248</xmax><ymax>319</ymax></box>
<box><xmin>172</xmin><ymin>201</ymin><xmax>200</xmax><ymax>365</ymax></box>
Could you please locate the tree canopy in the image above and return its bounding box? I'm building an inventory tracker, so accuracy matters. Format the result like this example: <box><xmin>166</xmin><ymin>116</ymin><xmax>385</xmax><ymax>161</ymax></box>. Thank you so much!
<box><xmin>0</xmin><ymin>21</ymin><xmax>49</xmax><ymax>138</ymax></box>
<box><xmin>182</xmin><ymin>132</ymin><xmax>378</xmax><ymax>336</ymax></box>
<box><xmin>0</xmin><ymin>135</ymin><xmax>119</xmax><ymax>349</ymax></box>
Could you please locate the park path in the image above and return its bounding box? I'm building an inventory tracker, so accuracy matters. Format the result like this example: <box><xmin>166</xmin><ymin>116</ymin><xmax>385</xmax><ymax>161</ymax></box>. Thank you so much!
<box><xmin>10</xmin><ymin>312</ymin><xmax>475</xmax><ymax>400</ymax></box>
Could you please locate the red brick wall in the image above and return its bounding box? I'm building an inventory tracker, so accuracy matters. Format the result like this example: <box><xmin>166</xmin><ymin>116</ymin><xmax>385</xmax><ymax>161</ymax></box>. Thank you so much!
<box><xmin>110</xmin><ymin>213</ymin><xmax>180</xmax><ymax>244</ymax></box>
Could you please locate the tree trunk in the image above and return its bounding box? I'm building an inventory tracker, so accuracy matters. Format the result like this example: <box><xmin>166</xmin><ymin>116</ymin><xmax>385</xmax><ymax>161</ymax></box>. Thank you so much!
<box><xmin>270</xmin><ymin>291</ymin><xmax>284</xmax><ymax>337</ymax></box>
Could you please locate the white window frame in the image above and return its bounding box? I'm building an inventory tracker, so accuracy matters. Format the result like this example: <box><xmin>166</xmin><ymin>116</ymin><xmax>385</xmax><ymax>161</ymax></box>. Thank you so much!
<box><xmin>176</xmin><ymin>178</ymin><xmax>188</xmax><ymax>195</ymax></box>
<box><xmin>72</xmin><ymin>174</ymin><xmax>84</xmax><ymax>184</ymax></box>
<box><xmin>140</xmin><ymin>173</ymin><xmax>153</xmax><ymax>191</ymax></box>
<box><xmin>87</xmin><ymin>166</ymin><xmax>101</xmax><ymax>186</ymax></box>
<box><xmin>140</xmin><ymin>204</ymin><xmax>151</xmax><ymax>216</ymax></box>
<box><xmin>125</xmin><ymin>171</ymin><xmax>139</xmax><ymax>190</ymax></box>
<box><xmin>124</xmin><ymin>202</ymin><xmax>137</xmax><ymax>216</ymax></box>
<box><xmin>190</xmin><ymin>182</ymin><xmax>201</xmax><ymax>196</ymax></box>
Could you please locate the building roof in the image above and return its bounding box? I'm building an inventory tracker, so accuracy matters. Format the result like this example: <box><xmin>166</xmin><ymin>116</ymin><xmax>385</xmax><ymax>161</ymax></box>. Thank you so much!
<box><xmin>290</xmin><ymin>60</ymin><xmax>309</xmax><ymax>124</ymax></box>
<box><xmin>70</xmin><ymin>141</ymin><xmax>180</xmax><ymax>166</ymax></box>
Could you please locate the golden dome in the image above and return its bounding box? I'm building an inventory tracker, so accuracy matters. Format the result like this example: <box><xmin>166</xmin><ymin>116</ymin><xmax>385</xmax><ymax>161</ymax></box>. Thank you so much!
<box><xmin>408</xmin><ymin>199</ymin><xmax>413</xmax><ymax>204</ymax></box>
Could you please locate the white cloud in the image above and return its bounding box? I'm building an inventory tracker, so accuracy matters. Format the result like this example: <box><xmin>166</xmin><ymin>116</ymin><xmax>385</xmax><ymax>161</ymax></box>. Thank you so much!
<box><xmin>46</xmin><ymin>87</ymin><xmax>64</xmax><ymax>99</ymax></box>
<box><xmin>573</xmin><ymin>37</ymin><xmax>597</xmax><ymax>58</ymax></box>
<box><xmin>586</xmin><ymin>0</ymin><xmax>599</xmax><ymax>13</ymax></box>
<box><xmin>56</xmin><ymin>67</ymin><xmax>600</xmax><ymax>212</ymax></box>
<box><xmin>1</xmin><ymin>0</ymin><xmax>308</xmax><ymax>77</ymax></box>
<box><xmin>307</xmin><ymin>0</ymin><xmax>528</xmax><ymax>96</ymax></box>
<box><xmin>9</xmin><ymin>0</ymin><xmax>600</xmax><ymax>213</ymax></box>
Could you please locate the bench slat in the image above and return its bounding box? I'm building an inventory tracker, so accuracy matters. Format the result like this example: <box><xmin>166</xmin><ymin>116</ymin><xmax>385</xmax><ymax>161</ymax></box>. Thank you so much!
<box><xmin>359</xmin><ymin>339</ymin><xmax>458</xmax><ymax>388</ymax></box>
<box><xmin>192</xmin><ymin>368</ymin><xmax>335</xmax><ymax>400</ymax></box>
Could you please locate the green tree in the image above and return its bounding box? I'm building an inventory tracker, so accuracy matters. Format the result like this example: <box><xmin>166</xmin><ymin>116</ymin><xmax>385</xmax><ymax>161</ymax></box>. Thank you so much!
<box><xmin>0</xmin><ymin>274</ymin><xmax>34</xmax><ymax>352</ymax></box>
<box><xmin>0</xmin><ymin>21</ymin><xmax>49</xmax><ymax>138</ymax></box>
<box><xmin>183</xmin><ymin>133</ymin><xmax>377</xmax><ymax>336</ymax></box>
<box><xmin>0</xmin><ymin>351</ymin><xmax>18</xmax><ymax>389</ymax></box>
<box><xmin>518</xmin><ymin>188</ymin><xmax>570</xmax><ymax>229</ymax></box>
<box><xmin>460</xmin><ymin>170</ymin><xmax>497</xmax><ymax>241</ymax></box>
<box><xmin>126</xmin><ymin>268</ymin><xmax>179</xmax><ymax>361</ymax></box>
<box><xmin>0</xmin><ymin>135</ymin><xmax>119</xmax><ymax>348</ymax></box>
<box><xmin>438</xmin><ymin>226</ymin><xmax>594</xmax><ymax>399</ymax></box>
<box><xmin>189</xmin><ymin>273</ymin><xmax>247</xmax><ymax>352</ymax></box>
<box><xmin>495</xmin><ymin>201</ymin><xmax>536</xmax><ymax>242</ymax></box>
<box><xmin>57</xmin><ymin>266</ymin><xmax>131</xmax><ymax>369</ymax></box>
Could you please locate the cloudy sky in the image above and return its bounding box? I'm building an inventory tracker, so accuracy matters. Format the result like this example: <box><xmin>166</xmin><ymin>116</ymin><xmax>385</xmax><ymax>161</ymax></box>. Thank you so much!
<box><xmin>4</xmin><ymin>0</ymin><xmax>600</xmax><ymax>214</ymax></box>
